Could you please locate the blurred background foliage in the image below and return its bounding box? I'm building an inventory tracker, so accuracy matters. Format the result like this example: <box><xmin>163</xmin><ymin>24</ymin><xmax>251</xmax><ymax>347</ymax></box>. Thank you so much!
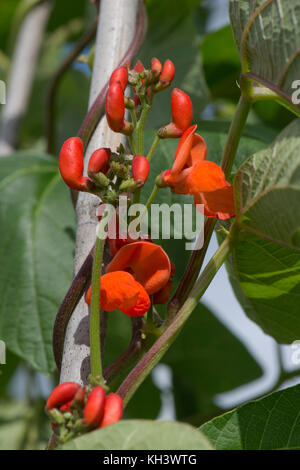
<box><xmin>0</xmin><ymin>0</ymin><xmax>297</xmax><ymax>449</ymax></box>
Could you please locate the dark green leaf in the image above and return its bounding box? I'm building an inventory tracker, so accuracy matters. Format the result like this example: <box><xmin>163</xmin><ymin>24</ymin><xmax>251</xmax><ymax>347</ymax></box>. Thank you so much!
<box><xmin>61</xmin><ymin>420</ymin><xmax>214</xmax><ymax>450</ymax></box>
<box><xmin>230</xmin><ymin>0</ymin><xmax>300</xmax><ymax>115</ymax></box>
<box><xmin>0</xmin><ymin>152</ymin><xmax>75</xmax><ymax>373</ymax></box>
<box><xmin>201</xmin><ymin>385</ymin><xmax>300</xmax><ymax>450</ymax></box>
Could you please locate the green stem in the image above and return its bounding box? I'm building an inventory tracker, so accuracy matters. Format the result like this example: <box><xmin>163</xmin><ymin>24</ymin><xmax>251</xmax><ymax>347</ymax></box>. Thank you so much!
<box><xmin>221</xmin><ymin>94</ymin><xmax>251</xmax><ymax>178</ymax></box>
<box><xmin>90</xmin><ymin>232</ymin><xmax>105</xmax><ymax>381</ymax></box>
<box><xmin>128</xmin><ymin>134</ymin><xmax>137</xmax><ymax>154</ymax></box>
<box><xmin>168</xmin><ymin>94</ymin><xmax>251</xmax><ymax>316</ymax></box>
<box><xmin>136</xmin><ymin>101</ymin><xmax>151</xmax><ymax>154</ymax></box>
<box><xmin>139</xmin><ymin>184</ymin><xmax>159</xmax><ymax>226</ymax></box>
<box><xmin>146</xmin><ymin>135</ymin><xmax>160</xmax><ymax>161</ymax></box>
<box><xmin>117</xmin><ymin>233</ymin><xmax>232</xmax><ymax>406</ymax></box>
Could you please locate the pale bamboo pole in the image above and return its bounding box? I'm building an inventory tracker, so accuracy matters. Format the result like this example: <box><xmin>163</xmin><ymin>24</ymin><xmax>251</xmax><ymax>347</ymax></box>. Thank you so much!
<box><xmin>60</xmin><ymin>0</ymin><xmax>141</xmax><ymax>384</ymax></box>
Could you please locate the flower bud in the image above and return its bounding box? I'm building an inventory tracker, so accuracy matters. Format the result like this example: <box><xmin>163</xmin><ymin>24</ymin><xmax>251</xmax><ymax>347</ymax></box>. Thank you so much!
<box><xmin>99</xmin><ymin>393</ymin><xmax>123</xmax><ymax>428</ymax></box>
<box><xmin>88</xmin><ymin>148</ymin><xmax>111</xmax><ymax>176</ymax></box>
<box><xmin>105</xmin><ymin>82</ymin><xmax>134</xmax><ymax>135</ymax></box>
<box><xmin>83</xmin><ymin>386</ymin><xmax>106</xmax><ymax>428</ymax></box>
<box><xmin>46</xmin><ymin>382</ymin><xmax>80</xmax><ymax>410</ymax></box>
<box><xmin>59</xmin><ymin>138</ymin><xmax>92</xmax><ymax>191</ymax></box>
<box><xmin>109</xmin><ymin>66</ymin><xmax>128</xmax><ymax>91</ymax></box>
<box><xmin>157</xmin><ymin>88</ymin><xmax>193</xmax><ymax>138</ymax></box>
<box><xmin>132</xmin><ymin>155</ymin><xmax>150</xmax><ymax>186</ymax></box>
<box><xmin>151</xmin><ymin>57</ymin><xmax>162</xmax><ymax>76</ymax></box>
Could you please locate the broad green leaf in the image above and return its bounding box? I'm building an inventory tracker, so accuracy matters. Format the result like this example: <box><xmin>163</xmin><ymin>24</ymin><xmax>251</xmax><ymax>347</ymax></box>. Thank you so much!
<box><xmin>218</xmin><ymin>119</ymin><xmax>300</xmax><ymax>343</ymax></box>
<box><xmin>200</xmin><ymin>385</ymin><xmax>300</xmax><ymax>450</ymax></box>
<box><xmin>61</xmin><ymin>420</ymin><xmax>214</xmax><ymax>450</ymax></box>
<box><xmin>164</xmin><ymin>303</ymin><xmax>263</xmax><ymax>425</ymax></box>
<box><xmin>220</xmin><ymin>232</ymin><xmax>300</xmax><ymax>344</ymax></box>
<box><xmin>230</xmin><ymin>0</ymin><xmax>300</xmax><ymax>115</ymax></box>
<box><xmin>0</xmin><ymin>153</ymin><xmax>75</xmax><ymax>373</ymax></box>
<box><xmin>139</xmin><ymin>0</ymin><xmax>210</xmax><ymax>127</ymax></box>
<box><xmin>234</xmin><ymin>119</ymin><xmax>300</xmax><ymax>250</ymax></box>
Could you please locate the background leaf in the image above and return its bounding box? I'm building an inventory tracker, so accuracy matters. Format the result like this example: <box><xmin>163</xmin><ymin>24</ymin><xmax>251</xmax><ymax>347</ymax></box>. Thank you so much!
<box><xmin>0</xmin><ymin>152</ymin><xmax>75</xmax><ymax>373</ymax></box>
<box><xmin>200</xmin><ymin>385</ymin><xmax>300</xmax><ymax>450</ymax></box>
<box><xmin>62</xmin><ymin>419</ymin><xmax>214</xmax><ymax>450</ymax></box>
<box><xmin>139</xmin><ymin>0</ymin><xmax>210</xmax><ymax>127</ymax></box>
<box><xmin>230</xmin><ymin>0</ymin><xmax>300</xmax><ymax>114</ymax></box>
<box><xmin>235</xmin><ymin>119</ymin><xmax>300</xmax><ymax>250</ymax></box>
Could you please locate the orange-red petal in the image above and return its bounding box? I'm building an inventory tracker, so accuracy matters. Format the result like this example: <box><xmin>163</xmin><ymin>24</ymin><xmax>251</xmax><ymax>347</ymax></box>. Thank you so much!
<box><xmin>85</xmin><ymin>271</ymin><xmax>150</xmax><ymax>317</ymax></box>
<box><xmin>106</xmin><ymin>242</ymin><xmax>171</xmax><ymax>295</ymax></box>
<box><xmin>186</xmin><ymin>160</ymin><xmax>228</xmax><ymax>194</ymax></box>
<box><xmin>194</xmin><ymin>183</ymin><xmax>235</xmax><ymax>220</ymax></box>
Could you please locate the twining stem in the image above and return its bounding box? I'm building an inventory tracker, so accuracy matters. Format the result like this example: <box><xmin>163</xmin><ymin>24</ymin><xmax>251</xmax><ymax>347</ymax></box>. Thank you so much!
<box><xmin>146</xmin><ymin>134</ymin><xmax>160</xmax><ymax>161</ymax></box>
<box><xmin>46</xmin><ymin>21</ymin><xmax>97</xmax><ymax>154</ymax></box>
<box><xmin>52</xmin><ymin>246</ymin><xmax>94</xmax><ymax>370</ymax></box>
<box><xmin>168</xmin><ymin>94</ymin><xmax>251</xmax><ymax>315</ymax></box>
<box><xmin>77</xmin><ymin>0</ymin><xmax>147</xmax><ymax>151</ymax></box>
<box><xmin>117</xmin><ymin>233</ymin><xmax>232</xmax><ymax>406</ymax></box>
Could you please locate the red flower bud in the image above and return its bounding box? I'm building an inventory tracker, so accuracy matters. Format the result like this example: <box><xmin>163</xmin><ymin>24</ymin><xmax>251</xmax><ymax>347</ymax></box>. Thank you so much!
<box><xmin>157</xmin><ymin>89</ymin><xmax>193</xmax><ymax>138</ymax></box>
<box><xmin>105</xmin><ymin>82</ymin><xmax>134</xmax><ymax>135</ymax></box>
<box><xmin>171</xmin><ymin>88</ymin><xmax>193</xmax><ymax>133</ymax></box>
<box><xmin>132</xmin><ymin>155</ymin><xmax>150</xmax><ymax>186</ymax></box>
<box><xmin>83</xmin><ymin>386</ymin><xmax>106</xmax><ymax>428</ymax></box>
<box><xmin>60</xmin><ymin>400</ymin><xmax>73</xmax><ymax>412</ymax></box>
<box><xmin>88</xmin><ymin>148</ymin><xmax>111</xmax><ymax>176</ymax></box>
<box><xmin>133</xmin><ymin>61</ymin><xmax>144</xmax><ymax>74</ymax></box>
<box><xmin>160</xmin><ymin>60</ymin><xmax>175</xmax><ymax>87</ymax></box>
<box><xmin>109</xmin><ymin>66</ymin><xmax>128</xmax><ymax>91</ymax></box>
<box><xmin>99</xmin><ymin>393</ymin><xmax>123</xmax><ymax>428</ymax></box>
<box><xmin>46</xmin><ymin>382</ymin><xmax>80</xmax><ymax>410</ymax></box>
<box><xmin>59</xmin><ymin>137</ymin><xmax>91</xmax><ymax>191</ymax></box>
<box><xmin>151</xmin><ymin>57</ymin><xmax>162</xmax><ymax>76</ymax></box>
<box><xmin>72</xmin><ymin>386</ymin><xmax>86</xmax><ymax>405</ymax></box>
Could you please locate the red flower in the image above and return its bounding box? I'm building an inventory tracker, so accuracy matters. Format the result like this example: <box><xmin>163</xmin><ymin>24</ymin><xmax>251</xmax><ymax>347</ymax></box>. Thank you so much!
<box><xmin>162</xmin><ymin>125</ymin><xmax>235</xmax><ymax>220</ymax></box>
<box><xmin>158</xmin><ymin>88</ymin><xmax>193</xmax><ymax>138</ymax></box>
<box><xmin>106</xmin><ymin>241</ymin><xmax>171</xmax><ymax>295</ymax></box>
<box><xmin>85</xmin><ymin>271</ymin><xmax>150</xmax><ymax>317</ymax></box>
<box><xmin>59</xmin><ymin>138</ymin><xmax>92</xmax><ymax>191</ymax></box>
<box><xmin>105</xmin><ymin>82</ymin><xmax>133</xmax><ymax>135</ymax></box>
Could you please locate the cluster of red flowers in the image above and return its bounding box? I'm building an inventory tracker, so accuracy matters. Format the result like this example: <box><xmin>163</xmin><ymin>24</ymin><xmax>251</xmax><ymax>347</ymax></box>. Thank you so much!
<box><xmin>46</xmin><ymin>382</ymin><xmax>123</xmax><ymax>441</ymax></box>
<box><xmin>53</xmin><ymin>57</ymin><xmax>236</xmax><ymax>441</ymax></box>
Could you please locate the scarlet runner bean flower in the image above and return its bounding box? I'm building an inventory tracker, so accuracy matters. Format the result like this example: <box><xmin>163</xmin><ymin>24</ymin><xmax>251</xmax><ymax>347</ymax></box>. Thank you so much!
<box><xmin>85</xmin><ymin>271</ymin><xmax>151</xmax><ymax>317</ymax></box>
<box><xmin>83</xmin><ymin>385</ymin><xmax>106</xmax><ymax>428</ymax></box>
<box><xmin>106</xmin><ymin>241</ymin><xmax>171</xmax><ymax>295</ymax></box>
<box><xmin>157</xmin><ymin>88</ymin><xmax>193</xmax><ymax>138</ymax></box>
<box><xmin>59</xmin><ymin>138</ymin><xmax>94</xmax><ymax>191</ymax></box>
<box><xmin>100</xmin><ymin>393</ymin><xmax>123</xmax><ymax>428</ymax></box>
<box><xmin>158</xmin><ymin>59</ymin><xmax>175</xmax><ymax>89</ymax></box>
<box><xmin>105</xmin><ymin>81</ymin><xmax>134</xmax><ymax>135</ymax></box>
<box><xmin>46</xmin><ymin>382</ymin><xmax>80</xmax><ymax>410</ymax></box>
<box><xmin>88</xmin><ymin>148</ymin><xmax>111</xmax><ymax>176</ymax></box>
<box><xmin>109</xmin><ymin>65</ymin><xmax>128</xmax><ymax>91</ymax></box>
<box><xmin>161</xmin><ymin>125</ymin><xmax>235</xmax><ymax>220</ymax></box>
<box><xmin>132</xmin><ymin>155</ymin><xmax>150</xmax><ymax>186</ymax></box>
